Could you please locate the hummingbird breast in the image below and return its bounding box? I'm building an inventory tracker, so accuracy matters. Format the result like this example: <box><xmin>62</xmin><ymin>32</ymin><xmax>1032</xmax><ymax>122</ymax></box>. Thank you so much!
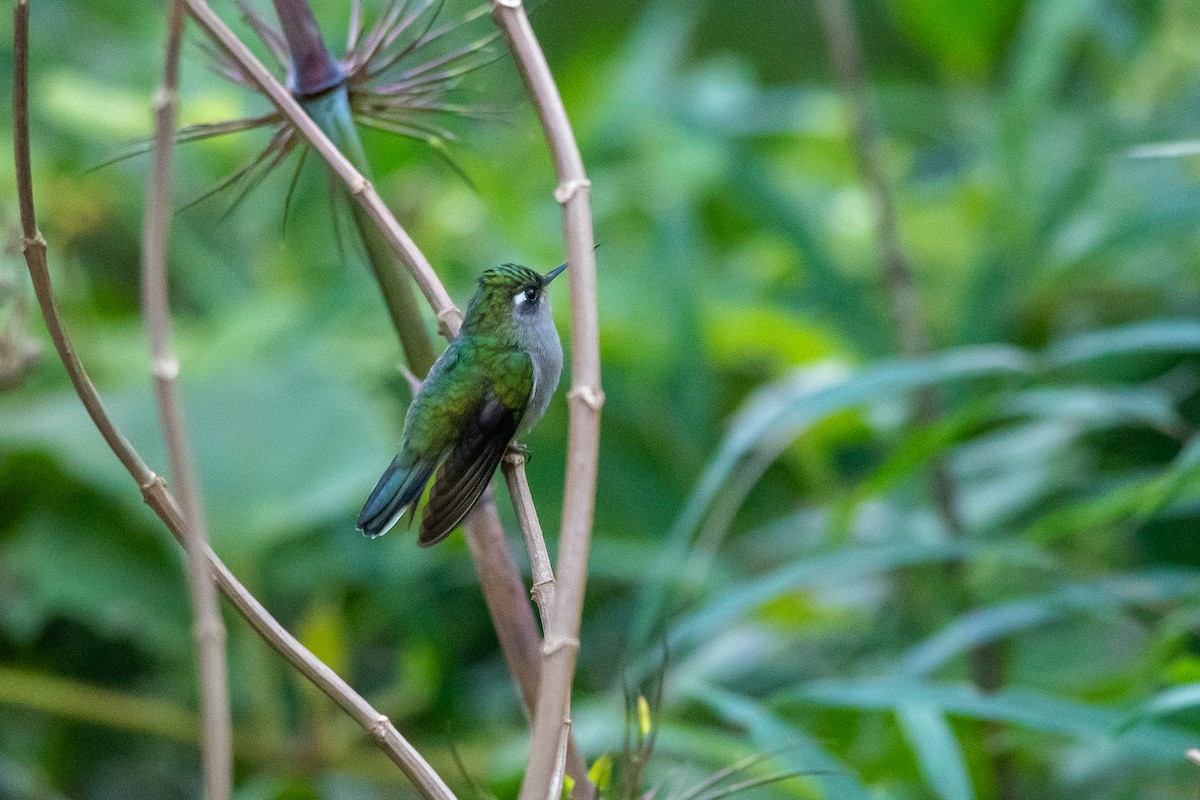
<box><xmin>515</xmin><ymin>302</ymin><xmax>563</xmax><ymax>436</ymax></box>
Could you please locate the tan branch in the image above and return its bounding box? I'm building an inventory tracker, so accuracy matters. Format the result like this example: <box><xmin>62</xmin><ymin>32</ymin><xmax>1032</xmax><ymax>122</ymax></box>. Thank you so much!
<box><xmin>140</xmin><ymin>5</ymin><xmax>233</xmax><ymax>797</ymax></box>
<box><xmin>484</xmin><ymin>4</ymin><xmax>602</xmax><ymax>800</ymax></box>
<box><xmin>12</xmin><ymin>4</ymin><xmax>452</xmax><ymax>798</ymax></box>
<box><xmin>503</xmin><ymin>450</ymin><xmax>556</xmax><ymax>630</ymax></box>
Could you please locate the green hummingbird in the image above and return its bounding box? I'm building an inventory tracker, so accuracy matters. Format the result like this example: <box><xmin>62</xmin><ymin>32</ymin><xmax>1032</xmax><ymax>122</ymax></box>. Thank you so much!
<box><xmin>358</xmin><ymin>261</ymin><xmax>567</xmax><ymax>544</ymax></box>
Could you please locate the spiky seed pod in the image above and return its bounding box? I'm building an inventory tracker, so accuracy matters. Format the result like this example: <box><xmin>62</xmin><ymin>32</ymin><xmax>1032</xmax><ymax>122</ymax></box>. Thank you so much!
<box><xmin>106</xmin><ymin>0</ymin><xmax>499</xmax><ymax>215</ymax></box>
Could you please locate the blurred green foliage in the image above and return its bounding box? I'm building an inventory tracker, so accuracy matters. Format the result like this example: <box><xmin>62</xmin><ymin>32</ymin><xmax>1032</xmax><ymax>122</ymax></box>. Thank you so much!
<box><xmin>5</xmin><ymin>0</ymin><xmax>1200</xmax><ymax>799</ymax></box>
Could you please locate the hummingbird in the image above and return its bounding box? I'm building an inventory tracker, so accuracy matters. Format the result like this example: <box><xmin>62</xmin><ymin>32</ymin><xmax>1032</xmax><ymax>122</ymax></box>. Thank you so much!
<box><xmin>357</xmin><ymin>261</ymin><xmax>567</xmax><ymax>545</ymax></box>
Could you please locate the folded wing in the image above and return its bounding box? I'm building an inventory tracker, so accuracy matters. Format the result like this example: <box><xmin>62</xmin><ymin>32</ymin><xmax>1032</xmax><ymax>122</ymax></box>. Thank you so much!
<box><xmin>419</xmin><ymin>393</ymin><xmax>523</xmax><ymax>546</ymax></box>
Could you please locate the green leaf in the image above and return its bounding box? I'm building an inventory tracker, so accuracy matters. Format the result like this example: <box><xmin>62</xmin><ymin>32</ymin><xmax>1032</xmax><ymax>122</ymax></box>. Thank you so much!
<box><xmin>896</xmin><ymin>706</ymin><xmax>975</xmax><ymax>800</ymax></box>
<box><xmin>889</xmin><ymin>0</ymin><xmax>1021</xmax><ymax>77</ymax></box>
<box><xmin>632</xmin><ymin>346</ymin><xmax>1032</xmax><ymax>648</ymax></box>
<box><xmin>670</xmin><ymin>540</ymin><xmax>1045</xmax><ymax>654</ymax></box>
<box><xmin>787</xmin><ymin>679</ymin><xmax>1197</xmax><ymax>760</ymax></box>
<box><xmin>1045</xmin><ymin>320</ymin><xmax>1200</xmax><ymax>368</ymax></box>
<box><xmin>694</xmin><ymin>684</ymin><xmax>871</xmax><ymax>800</ymax></box>
<box><xmin>1122</xmin><ymin>683</ymin><xmax>1200</xmax><ymax>730</ymax></box>
<box><xmin>996</xmin><ymin>385</ymin><xmax>1184</xmax><ymax>434</ymax></box>
<box><xmin>587</xmin><ymin>753</ymin><xmax>613</xmax><ymax>792</ymax></box>
<box><xmin>897</xmin><ymin>571</ymin><xmax>1200</xmax><ymax>677</ymax></box>
<box><xmin>0</xmin><ymin>511</ymin><xmax>188</xmax><ymax>655</ymax></box>
<box><xmin>0</xmin><ymin>359</ymin><xmax>396</xmax><ymax>556</ymax></box>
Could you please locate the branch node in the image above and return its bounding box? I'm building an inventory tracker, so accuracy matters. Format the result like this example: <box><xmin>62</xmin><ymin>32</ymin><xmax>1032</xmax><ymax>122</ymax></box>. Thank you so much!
<box><xmin>541</xmin><ymin>635</ymin><xmax>579</xmax><ymax>656</ymax></box>
<box><xmin>152</xmin><ymin>355</ymin><xmax>181</xmax><ymax>381</ymax></box>
<box><xmin>553</xmin><ymin>178</ymin><xmax>591</xmax><ymax>205</ymax></box>
<box><xmin>503</xmin><ymin>449</ymin><xmax>527</xmax><ymax>467</ymax></box>
<box><xmin>369</xmin><ymin>714</ymin><xmax>394</xmax><ymax>741</ymax></box>
<box><xmin>139</xmin><ymin>471</ymin><xmax>167</xmax><ymax>500</ymax></box>
<box><xmin>436</xmin><ymin>307</ymin><xmax>463</xmax><ymax>339</ymax></box>
<box><xmin>567</xmin><ymin>385</ymin><xmax>604</xmax><ymax>411</ymax></box>
<box><xmin>350</xmin><ymin>177</ymin><xmax>372</xmax><ymax>198</ymax></box>
<box><xmin>152</xmin><ymin>86</ymin><xmax>178</xmax><ymax>111</ymax></box>
<box><xmin>22</xmin><ymin>233</ymin><xmax>46</xmax><ymax>254</ymax></box>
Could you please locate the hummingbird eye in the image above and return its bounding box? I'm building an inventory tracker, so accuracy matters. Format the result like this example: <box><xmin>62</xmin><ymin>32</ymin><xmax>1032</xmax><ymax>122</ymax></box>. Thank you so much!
<box><xmin>524</xmin><ymin>287</ymin><xmax>539</xmax><ymax>303</ymax></box>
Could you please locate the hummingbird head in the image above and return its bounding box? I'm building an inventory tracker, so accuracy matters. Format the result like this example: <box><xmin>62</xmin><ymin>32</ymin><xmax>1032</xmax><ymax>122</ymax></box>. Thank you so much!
<box><xmin>464</xmin><ymin>261</ymin><xmax>566</xmax><ymax>336</ymax></box>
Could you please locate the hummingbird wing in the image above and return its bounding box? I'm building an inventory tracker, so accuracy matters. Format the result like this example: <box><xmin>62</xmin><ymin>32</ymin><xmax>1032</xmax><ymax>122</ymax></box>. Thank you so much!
<box><xmin>357</xmin><ymin>342</ymin><xmax>469</xmax><ymax>539</ymax></box>
<box><xmin>418</xmin><ymin>352</ymin><xmax>533</xmax><ymax>546</ymax></box>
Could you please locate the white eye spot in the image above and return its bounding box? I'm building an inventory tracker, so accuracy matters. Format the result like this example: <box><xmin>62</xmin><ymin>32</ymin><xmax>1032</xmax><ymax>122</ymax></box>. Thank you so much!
<box><xmin>513</xmin><ymin>287</ymin><xmax>539</xmax><ymax>309</ymax></box>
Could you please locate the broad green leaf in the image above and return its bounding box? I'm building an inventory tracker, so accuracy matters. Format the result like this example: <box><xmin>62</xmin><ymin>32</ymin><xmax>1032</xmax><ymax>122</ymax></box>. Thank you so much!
<box><xmin>0</xmin><ymin>512</ymin><xmax>188</xmax><ymax>655</ymax></box>
<box><xmin>889</xmin><ymin>0</ymin><xmax>1021</xmax><ymax>77</ymax></box>
<box><xmin>0</xmin><ymin>359</ymin><xmax>396</xmax><ymax>556</ymax></box>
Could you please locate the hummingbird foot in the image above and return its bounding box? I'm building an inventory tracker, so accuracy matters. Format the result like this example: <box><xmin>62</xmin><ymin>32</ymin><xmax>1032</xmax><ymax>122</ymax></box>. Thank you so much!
<box><xmin>504</xmin><ymin>443</ymin><xmax>531</xmax><ymax>466</ymax></box>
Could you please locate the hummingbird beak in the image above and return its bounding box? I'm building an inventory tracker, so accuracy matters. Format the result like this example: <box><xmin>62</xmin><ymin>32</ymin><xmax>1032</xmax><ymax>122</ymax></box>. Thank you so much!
<box><xmin>542</xmin><ymin>260</ymin><xmax>568</xmax><ymax>285</ymax></box>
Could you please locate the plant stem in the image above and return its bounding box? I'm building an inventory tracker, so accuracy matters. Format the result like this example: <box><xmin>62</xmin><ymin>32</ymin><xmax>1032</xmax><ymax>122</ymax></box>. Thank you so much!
<box><xmin>503</xmin><ymin>450</ymin><xmax>557</xmax><ymax>630</ymax></box>
<box><xmin>303</xmin><ymin>89</ymin><xmax>438</xmax><ymax>374</ymax></box>
<box><xmin>483</xmin><ymin>4</ymin><xmax>602</xmax><ymax>800</ymax></box>
<box><xmin>141</xmin><ymin>4</ymin><xmax>233</xmax><ymax>798</ymax></box>
<box><xmin>812</xmin><ymin>1</ymin><xmax>1014</xmax><ymax>798</ymax></box>
<box><xmin>12</xmin><ymin>5</ymin><xmax>452</xmax><ymax>797</ymax></box>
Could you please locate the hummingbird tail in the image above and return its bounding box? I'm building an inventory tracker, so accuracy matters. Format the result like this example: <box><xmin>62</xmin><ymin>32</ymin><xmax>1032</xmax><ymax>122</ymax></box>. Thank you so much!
<box><xmin>357</xmin><ymin>456</ymin><xmax>436</xmax><ymax>539</ymax></box>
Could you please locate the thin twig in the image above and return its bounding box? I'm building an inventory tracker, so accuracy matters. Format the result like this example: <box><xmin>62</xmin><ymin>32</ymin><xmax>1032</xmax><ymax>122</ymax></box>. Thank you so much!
<box><xmin>180</xmin><ymin>0</ymin><xmax>589</xmax><ymax>786</ymax></box>
<box><xmin>503</xmin><ymin>449</ymin><xmax>556</xmax><ymax>630</ymax></box>
<box><xmin>11</xmin><ymin>5</ymin><xmax>452</xmax><ymax>797</ymax></box>
<box><xmin>812</xmin><ymin>1</ymin><xmax>1013</xmax><ymax>798</ymax></box>
<box><xmin>484</xmin><ymin>3</ymin><xmax>602</xmax><ymax>800</ymax></box>
<box><xmin>140</xmin><ymin>4</ymin><xmax>233</xmax><ymax>798</ymax></box>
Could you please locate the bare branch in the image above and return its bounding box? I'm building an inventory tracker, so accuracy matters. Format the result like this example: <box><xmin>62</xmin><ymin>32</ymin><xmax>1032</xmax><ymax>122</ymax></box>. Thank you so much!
<box><xmin>503</xmin><ymin>449</ymin><xmax>556</xmax><ymax>630</ymax></box>
<box><xmin>140</xmin><ymin>4</ymin><xmax>232</xmax><ymax>797</ymax></box>
<box><xmin>12</xmin><ymin>5</ymin><xmax>452</xmax><ymax>797</ymax></box>
<box><xmin>482</xmin><ymin>4</ymin><xmax>602</xmax><ymax>800</ymax></box>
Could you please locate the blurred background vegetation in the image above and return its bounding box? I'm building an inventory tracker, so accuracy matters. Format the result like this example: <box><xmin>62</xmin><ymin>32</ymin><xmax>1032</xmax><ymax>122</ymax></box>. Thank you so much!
<box><xmin>5</xmin><ymin>0</ymin><xmax>1200</xmax><ymax>798</ymax></box>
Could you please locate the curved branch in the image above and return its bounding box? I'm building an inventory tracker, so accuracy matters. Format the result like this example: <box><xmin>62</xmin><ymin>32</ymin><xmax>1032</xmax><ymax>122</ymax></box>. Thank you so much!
<box><xmin>483</xmin><ymin>4</ymin><xmax>603</xmax><ymax>800</ymax></box>
<box><xmin>12</xmin><ymin>5</ymin><xmax>452</xmax><ymax>798</ymax></box>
